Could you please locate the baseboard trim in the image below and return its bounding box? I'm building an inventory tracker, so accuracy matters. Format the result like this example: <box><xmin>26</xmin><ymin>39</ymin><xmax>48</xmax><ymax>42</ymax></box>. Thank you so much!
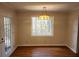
<box><xmin>66</xmin><ymin>44</ymin><xmax>77</xmax><ymax>54</ymax></box>
<box><xmin>8</xmin><ymin>46</ymin><xmax>17</xmax><ymax>57</ymax></box>
<box><xmin>17</xmin><ymin>44</ymin><xmax>66</xmax><ymax>46</ymax></box>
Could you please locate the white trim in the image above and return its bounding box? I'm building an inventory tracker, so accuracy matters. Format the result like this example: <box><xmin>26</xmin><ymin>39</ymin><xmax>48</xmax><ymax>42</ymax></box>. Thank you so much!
<box><xmin>66</xmin><ymin>44</ymin><xmax>77</xmax><ymax>54</ymax></box>
<box><xmin>6</xmin><ymin>45</ymin><xmax>17</xmax><ymax>57</ymax></box>
<box><xmin>10</xmin><ymin>46</ymin><xmax>17</xmax><ymax>56</ymax></box>
<box><xmin>17</xmin><ymin>44</ymin><xmax>66</xmax><ymax>46</ymax></box>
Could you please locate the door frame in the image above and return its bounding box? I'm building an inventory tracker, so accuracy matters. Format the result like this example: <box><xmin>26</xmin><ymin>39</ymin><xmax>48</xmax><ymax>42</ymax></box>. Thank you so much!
<box><xmin>77</xmin><ymin>16</ymin><xmax>79</xmax><ymax>53</ymax></box>
<box><xmin>3</xmin><ymin>16</ymin><xmax>13</xmax><ymax>57</ymax></box>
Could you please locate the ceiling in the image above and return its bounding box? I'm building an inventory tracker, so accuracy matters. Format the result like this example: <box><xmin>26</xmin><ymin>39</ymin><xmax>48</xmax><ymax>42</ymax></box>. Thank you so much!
<box><xmin>0</xmin><ymin>2</ymin><xmax>79</xmax><ymax>12</ymax></box>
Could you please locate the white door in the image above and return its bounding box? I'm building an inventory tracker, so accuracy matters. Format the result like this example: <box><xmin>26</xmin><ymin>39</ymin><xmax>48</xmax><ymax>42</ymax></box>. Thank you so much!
<box><xmin>0</xmin><ymin>17</ymin><xmax>5</xmax><ymax>57</ymax></box>
<box><xmin>4</xmin><ymin>17</ymin><xmax>12</xmax><ymax>56</ymax></box>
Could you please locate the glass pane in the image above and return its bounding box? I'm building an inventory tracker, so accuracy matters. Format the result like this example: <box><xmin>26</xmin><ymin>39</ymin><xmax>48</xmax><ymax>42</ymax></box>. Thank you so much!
<box><xmin>32</xmin><ymin>16</ymin><xmax>53</xmax><ymax>36</ymax></box>
<box><xmin>4</xmin><ymin>17</ymin><xmax>11</xmax><ymax>54</ymax></box>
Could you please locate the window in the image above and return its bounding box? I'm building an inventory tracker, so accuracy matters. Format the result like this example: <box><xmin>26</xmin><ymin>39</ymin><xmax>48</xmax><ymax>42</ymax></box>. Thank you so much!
<box><xmin>32</xmin><ymin>16</ymin><xmax>54</xmax><ymax>36</ymax></box>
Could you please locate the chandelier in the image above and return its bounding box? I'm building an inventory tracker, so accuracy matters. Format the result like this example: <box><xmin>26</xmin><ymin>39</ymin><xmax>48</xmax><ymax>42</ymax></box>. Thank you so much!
<box><xmin>39</xmin><ymin>7</ymin><xmax>49</xmax><ymax>20</ymax></box>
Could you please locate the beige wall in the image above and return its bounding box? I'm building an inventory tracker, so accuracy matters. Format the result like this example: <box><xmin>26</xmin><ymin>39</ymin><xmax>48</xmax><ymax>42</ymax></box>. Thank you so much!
<box><xmin>67</xmin><ymin>10</ymin><xmax>79</xmax><ymax>53</ymax></box>
<box><xmin>16</xmin><ymin>11</ymin><xmax>68</xmax><ymax>46</ymax></box>
<box><xmin>0</xmin><ymin>9</ymin><xmax>17</xmax><ymax>56</ymax></box>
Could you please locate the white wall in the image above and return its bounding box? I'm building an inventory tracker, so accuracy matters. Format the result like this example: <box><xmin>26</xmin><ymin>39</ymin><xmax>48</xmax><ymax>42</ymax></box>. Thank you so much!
<box><xmin>67</xmin><ymin>10</ymin><xmax>79</xmax><ymax>53</ymax></box>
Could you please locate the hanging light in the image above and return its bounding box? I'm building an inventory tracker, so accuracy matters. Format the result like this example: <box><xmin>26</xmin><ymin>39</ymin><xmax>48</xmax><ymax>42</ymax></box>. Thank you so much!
<box><xmin>39</xmin><ymin>7</ymin><xmax>49</xmax><ymax>20</ymax></box>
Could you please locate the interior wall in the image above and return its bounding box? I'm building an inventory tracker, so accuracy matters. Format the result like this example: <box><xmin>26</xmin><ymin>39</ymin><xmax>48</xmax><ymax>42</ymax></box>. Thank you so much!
<box><xmin>16</xmin><ymin>11</ymin><xmax>68</xmax><ymax>46</ymax></box>
<box><xmin>0</xmin><ymin>9</ymin><xmax>17</xmax><ymax>56</ymax></box>
<box><xmin>67</xmin><ymin>10</ymin><xmax>79</xmax><ymax>53</ymax></box>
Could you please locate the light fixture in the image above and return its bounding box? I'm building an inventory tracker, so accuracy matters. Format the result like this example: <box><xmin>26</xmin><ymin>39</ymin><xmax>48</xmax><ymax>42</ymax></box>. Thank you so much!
<box><xmin>39</xmin><ymin>7</ymin><xmax>49</xmax><ymax>20</ymax></box>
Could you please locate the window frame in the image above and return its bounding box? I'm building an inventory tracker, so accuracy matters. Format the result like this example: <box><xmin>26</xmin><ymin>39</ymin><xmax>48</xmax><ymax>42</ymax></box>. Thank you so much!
<box><xmin>31</xmin><ymin>16</ymin><xmax>54</xmax><ymax>36</ymax></box>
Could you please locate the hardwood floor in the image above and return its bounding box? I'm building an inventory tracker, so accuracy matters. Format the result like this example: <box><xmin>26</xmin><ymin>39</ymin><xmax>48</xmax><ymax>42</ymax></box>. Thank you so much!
<box><xmin>10</xmin><ymin>46</ymin><xmax>79</xmax><ymax>57</ymax></box>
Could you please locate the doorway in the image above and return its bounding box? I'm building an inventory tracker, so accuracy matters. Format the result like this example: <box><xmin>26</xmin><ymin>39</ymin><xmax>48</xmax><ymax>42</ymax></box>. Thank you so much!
<box><xmin>4</xmin><ymin>16</ymin><xmax>12</xmax><ymax>56</ymax></box>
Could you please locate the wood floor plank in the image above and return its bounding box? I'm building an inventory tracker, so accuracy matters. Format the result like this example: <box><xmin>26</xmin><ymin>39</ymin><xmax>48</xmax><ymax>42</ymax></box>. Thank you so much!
<box><xmin>10</xmin><ymin>46</ymin><xmax>79</xmax><ymax>57</ymax></box>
